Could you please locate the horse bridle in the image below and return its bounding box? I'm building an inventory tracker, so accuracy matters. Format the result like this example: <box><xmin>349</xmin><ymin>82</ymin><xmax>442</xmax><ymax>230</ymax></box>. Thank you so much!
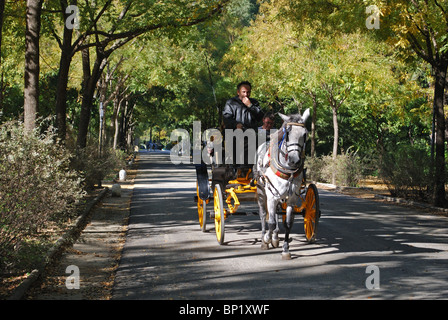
<box><xmin>281</xmin><ymin>122</ymin><xmax>307</xmax><ymax>163</ymax></box>
<box><xmin>266</xmin><ymin>120</ymin><xmax>307</xmax><ymax>184</ymax></box>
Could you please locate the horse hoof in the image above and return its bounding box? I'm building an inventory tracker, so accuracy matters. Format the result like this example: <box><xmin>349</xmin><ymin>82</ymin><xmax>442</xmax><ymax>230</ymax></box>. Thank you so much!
<box><xmin>261</xmin><ymin>242</ymin><xmax>269</xmax><ymax>250</ymax></box>
<box><xmin>263</xmin><ymin>234</ymin><xmax>272</xmax><ymax>245</ymax></box>
<box><xmin>272</xmin><ymin>238</ymin><xmax>280</xmax><ymax>248</ymax></box>
<box><xmin>282</xmin><ymin>252</ymin><xmax>291</xmax><ymax>260</ymax></box>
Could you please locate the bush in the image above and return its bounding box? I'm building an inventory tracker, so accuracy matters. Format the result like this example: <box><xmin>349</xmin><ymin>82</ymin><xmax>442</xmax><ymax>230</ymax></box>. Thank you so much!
<box><xmin>306</xmin><ymin>148</ymin><xmax>364</xmax><ymax>187</ymax></box>
<box><xmin>0</xmin><ymin>120</ymin><xmax>84</xmax><ymax>271</ymax></box>
<box><xmin>70</xmin><ymin>141</ymin><xmax>127</xmax><ymax>190</ymax></box>
<box><xmin>378</xmin><ymin>143</ymin><xmax>432</xmax><ymax>202</ymax></box>
<box><xmin>305</xmin><ymin>156</ymin><xmax>324</xmax><ymax>182</ymax></box>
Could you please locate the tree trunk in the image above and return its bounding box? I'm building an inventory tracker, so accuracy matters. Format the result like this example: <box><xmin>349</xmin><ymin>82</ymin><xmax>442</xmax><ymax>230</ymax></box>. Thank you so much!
<box><xmin>76</xmin><ymin>48</ymin><xmax>108</xmax><ymax>149</ymax></box>
<box><xmin>77</xmin><ymin>48</ymin><xmax>91</xmax><ymax>149</ymax></box>
<box><xmin>24</xmin><ymin>0</ymin><xmax>42</xmax><ymax>133</ymax></box>
<box><xmin>321</xmin><ymin>82</ymin><xmax>351</xmax><ymax>185</ymax></box>
<box><xmin>123</xmin><ymin>102</ymin><xmax>134</xmax><ymax>150</ymax></box>
<box><xmin>113</xmin><ymin>98</ymin><xmax>122</xmax><ymax>150</ymax></box>
<box><xmin>308</xmin><ymin>91</ymin><xmax>318</xmax><ymax>158</ymax></box>
<box><xmin>331</xmin><ymin>106</ymin><xmax>338</xmax><ymax>185</ymax></box>
<box><xmin>110</xmin><ymin>94</ymin><xmax>120</xmax><ymax>148</ymax></box>
<box><xmin>119</xmin><ymin>100</ymin><xmax>126</xmax><ymax>148</ymax></box>
<box><xmin>332</xmin><ymin>106</ymin><xmax>338</xmax><ymax>159</ymax></box>
<box><xmin>0</xmin><ymin>0</ymin><xmax>5</xmax><ymax>112</ymax></box>
<box><xmin>55</xmin><ymin>0</ymin><xmax>76</xmax><ymax>142</ymax></box>
<box><xmin>0</xmin><ymin>0</ymin><xmax>4</xmax><ymax>57</ymax></box>
<box><xmin>98</xmin><ymin>76</ymin><xmax>107</xmax><ymax>154</ymax></box>
<box><xmin>55</xmin><ymin>48</ymin><xmax>73</xmax><ymax>142</ymax></box>
<box><xmin>432</xmin><ymin>61</ymin><xmax>447</xmax><ymax>207</ymax></box>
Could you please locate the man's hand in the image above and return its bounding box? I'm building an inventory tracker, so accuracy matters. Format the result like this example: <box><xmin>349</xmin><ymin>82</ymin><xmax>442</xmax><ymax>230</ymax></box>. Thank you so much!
<box><xmin>236</xmin><ymin>123</ymin><xmax>244</xmax><ymax>129</ymax></box>
<box><xmin>242</xmin><ymin>97</ymin><xmax>251</xmax><ymax>107</ymax></box>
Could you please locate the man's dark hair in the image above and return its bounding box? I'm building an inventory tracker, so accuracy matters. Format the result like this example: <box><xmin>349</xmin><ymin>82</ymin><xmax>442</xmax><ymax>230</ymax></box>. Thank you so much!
<box><xmin>264</xmin><ymin>112</ymin><xmax>275</xmax><ymax>120</ymax></box>
<box><xmin>237</xmin><ymin>81</ymin><xmax>252</xmax><ymax>90</ymax></box>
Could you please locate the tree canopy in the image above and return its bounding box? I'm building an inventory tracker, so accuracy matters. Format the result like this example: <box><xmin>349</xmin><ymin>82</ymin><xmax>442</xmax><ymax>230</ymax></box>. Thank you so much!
<box><xmin>0</xmin><ymin>0</ymin><xmax>445</xmax><ymax>205</ymax></box>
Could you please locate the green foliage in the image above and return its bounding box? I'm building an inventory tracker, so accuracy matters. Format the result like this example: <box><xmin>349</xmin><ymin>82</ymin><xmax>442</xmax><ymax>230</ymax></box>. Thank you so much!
<box><xmin>0</xmin><ymin>120</ymin><xmax>84</xmax><ymax>271</ymax></box>
<box><xmin>306</xmin><ymin>148</ymin><xmax>364</xmax><ymax>187</ymax></box>
<box><xmin>222</xmin><ymin>0</ymin><xmax>426</xmax><ymax>160</ymax></box>
<box><xmin>379</xmin><ymin>143</ymin><xmax>432</xmax><ymax>202</ymax></box>
<box><xmin>69</xmin><ymin>139</ymin><xmax>127</xmax><ymax>190</ymax></box>
<box><xmin>0</xmin><ymin>85</ymin><xmax>24</xmax><ymax>122</ymax></box>
<box><xmin>123</xmin><ymin>0</ymin><xmax>259</xmax><ymax>134</ymax></box>
<box><xmin>0</xmin><ymin>0</ymin><xmax>441</xmax><ymax>209</ymax></box>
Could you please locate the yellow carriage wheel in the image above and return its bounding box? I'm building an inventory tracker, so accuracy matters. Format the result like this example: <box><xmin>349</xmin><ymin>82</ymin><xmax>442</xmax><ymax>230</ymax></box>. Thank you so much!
<box><xmin>304</xmin><ymin>183</ymin><xmax>320</xmax><ymax>243</ymax></box>
<box><xmin>213</xmin><ymin>184</ymin><xmax>225</xmax><ymax>245</ymax></box>
<box><xmin>196</xmin><ymin>182</ymin><xmax>207</xmax><ymax>232</ymax></box>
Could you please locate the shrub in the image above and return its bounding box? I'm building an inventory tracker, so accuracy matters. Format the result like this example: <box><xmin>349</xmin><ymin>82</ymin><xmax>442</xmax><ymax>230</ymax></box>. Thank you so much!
<box><xmin>305</xmin><ymin>156</ymin><xmax>324</xmax><ymax>182</ymax></box>
<box><xmin>70</xmin><ymin>141</ymin><xmax>127</xmax><ymax>190</ymax></box>
<box><xmin>0</xmin><ymin>120</ymin><xmax>84</xmax><ymax>271</ymax></box>
<box><xmin>306</xmin><ymin>148</ymin><xmax>364</xmax><ymax>187</ymax></box>
<box><xmin>378</xmin><ymin>143</ymin><xmax>432</xmax><ymax>202</ymax></box>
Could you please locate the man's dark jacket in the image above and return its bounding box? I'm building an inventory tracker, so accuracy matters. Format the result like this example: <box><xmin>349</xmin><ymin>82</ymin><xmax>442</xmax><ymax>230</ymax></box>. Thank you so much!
<box><xmin>222</xmin><ymin>96</ymin><xmax>264</xmax><ymax>130</ymax></box>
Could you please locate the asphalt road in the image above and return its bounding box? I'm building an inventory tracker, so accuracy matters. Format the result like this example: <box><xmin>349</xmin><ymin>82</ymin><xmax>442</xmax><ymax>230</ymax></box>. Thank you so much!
<box><xmin>112</xmin><ymin>151</ymin><xmax>448</xmax><ymax>300</ymax></box>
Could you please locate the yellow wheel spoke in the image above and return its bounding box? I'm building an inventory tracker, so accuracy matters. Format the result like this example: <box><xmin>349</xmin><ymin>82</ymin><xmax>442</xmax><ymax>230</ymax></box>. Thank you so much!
<box><xmin>196</xmin><ymin>183</ymin><xmax>206</xmax><ymax>232</ymax></box>
<box><xmin>303</xmin><ymin>184</ymin><xmax>320</xmax><ymax>243</ymax></box>
<box><xmin>214</xmin><ymin>184</ymin><xmax>225</xmax><ymax>244</ymax></box>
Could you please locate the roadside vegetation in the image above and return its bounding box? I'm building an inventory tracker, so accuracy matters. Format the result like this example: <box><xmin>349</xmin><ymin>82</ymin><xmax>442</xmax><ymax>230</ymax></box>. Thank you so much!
<box><xmin>0</xmin><ymin>119</ymin><xmax>126</xmax><ymax>275</ymax></box>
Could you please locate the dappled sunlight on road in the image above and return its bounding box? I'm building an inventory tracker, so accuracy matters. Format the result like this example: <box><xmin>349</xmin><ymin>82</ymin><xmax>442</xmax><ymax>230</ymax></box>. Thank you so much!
<box><xmin>113</xmin><ymin>152</ymin><xmax>448</xmax><ymax>300</ymax></box>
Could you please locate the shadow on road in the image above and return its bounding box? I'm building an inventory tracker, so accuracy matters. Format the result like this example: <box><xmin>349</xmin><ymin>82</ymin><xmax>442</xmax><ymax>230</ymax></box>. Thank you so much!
<box><xmin>113</xmin><ymin>151</ymin><xmax>448</xmax><ymax>300</ymax></box>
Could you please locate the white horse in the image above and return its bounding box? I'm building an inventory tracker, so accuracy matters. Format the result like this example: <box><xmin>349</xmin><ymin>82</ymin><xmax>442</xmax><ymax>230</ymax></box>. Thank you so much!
<box><xmin>255</xmin><ymin>109</ymin><xmax>310</xmax><ymax>259</ymax></box>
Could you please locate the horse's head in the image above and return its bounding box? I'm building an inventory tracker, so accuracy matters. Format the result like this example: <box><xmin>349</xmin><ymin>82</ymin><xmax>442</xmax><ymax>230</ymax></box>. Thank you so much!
<box><xmin>278</xmin><ymin>109</ymin><xmax>310</xmax><ymax>168</ymax></box>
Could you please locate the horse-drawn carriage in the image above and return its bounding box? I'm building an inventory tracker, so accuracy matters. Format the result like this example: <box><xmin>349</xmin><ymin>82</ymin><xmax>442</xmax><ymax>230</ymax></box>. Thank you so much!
<box><xmin>194</xmin><ymin>109</ymin><xmax>321</xmax><ymax>259</ymax></box>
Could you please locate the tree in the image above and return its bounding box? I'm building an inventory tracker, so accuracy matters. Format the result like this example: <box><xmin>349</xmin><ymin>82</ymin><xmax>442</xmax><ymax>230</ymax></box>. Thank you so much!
<box><xmin>97</xmin><ymin>56</ymin><xmax>128</xmax><ymax>149</ymax></box>
<box><xmin>24</xmin><ymin>0</ymin><xmax>43</xmax><ymax>133</ymax></box>
<box><xmin>255</xmin><ymin>0</ymin><xmax>445</xmax><ymax>206</ymax></box>
<box><xmin>0</xmin><ymin>0</ymin><xmax>5</xmax><ymax>113</ymax></box>
<box><xmin>384</xmin><ymin>0</ymin><xmax>448</xmax><ymax>206</ymax></box>
<box><xmin>0</xmin><ymin>0</ymin><xmax>5</xmax><ymax>70</ymax></box>
<box><xmin>53</xmin><ymin>0</ymin><xmax>77</xmax><ymax>142</ymax></box>
<box><xmin>76</xmin><ymin>0</ymin><xmax>230</xmax><ymax>149</ymax></box>
<box><xmin>42</xmin><ymin>0</ymin><xmax>230</xmax><ymax>147</ymax></box>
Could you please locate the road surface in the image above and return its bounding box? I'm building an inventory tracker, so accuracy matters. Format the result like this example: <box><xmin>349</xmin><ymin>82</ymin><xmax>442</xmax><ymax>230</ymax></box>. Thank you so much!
<box><xmin>112</xmin><ymin>151</ymin><xmax>448</xmax><ymax>300</ymax></box>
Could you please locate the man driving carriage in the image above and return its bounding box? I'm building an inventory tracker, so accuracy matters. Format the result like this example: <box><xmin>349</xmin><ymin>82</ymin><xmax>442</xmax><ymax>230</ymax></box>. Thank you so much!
<box><xmin>222</xmin><ymin>81</ymin><xmax>264</xmax><ymax>166</ymax></box>
<box><xmin>208</xmin><ymin>81</ymin><xmax>264</xmax><ymax>190</ymax></box>
<box><xmin>222</xmin><ymin>81</ymin><xmax>264</xmax><ymax>131</ymax></box>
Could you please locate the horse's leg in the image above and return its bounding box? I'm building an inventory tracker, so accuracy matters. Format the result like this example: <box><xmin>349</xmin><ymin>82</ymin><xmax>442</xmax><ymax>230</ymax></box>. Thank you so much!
<box><xmin>263</xmin><ymin>195</ymin><xmax>277</xmax><ymax>246</ymax></box>
<box><xmin>257</xmin><ymin>188</ymin><xmax>269</xmax><ymax>250</ymax></box>
<box><xmin>271</xmin><ymin>212</ymin><xmax>280</xmax><ymax>248</ymax></box>
<box><xmin>282</xmin><ymin>206</ymin><xmax>294</xmax><ymax>260</ymax></box>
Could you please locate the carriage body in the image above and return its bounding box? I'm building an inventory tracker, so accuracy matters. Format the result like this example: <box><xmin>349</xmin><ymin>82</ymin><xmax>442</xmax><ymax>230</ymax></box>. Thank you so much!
<box><xmin>194</xmin><ymin>110</ymin><xmax>320</xmax><ymax>252</ymax></box>
<box><xmin>195</xmin><ymin>159</ymin><xmax>320</xmax><ymax>246</ymax></box>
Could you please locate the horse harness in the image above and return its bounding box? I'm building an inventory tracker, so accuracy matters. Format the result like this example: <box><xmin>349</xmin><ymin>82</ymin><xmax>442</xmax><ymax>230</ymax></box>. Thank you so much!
<box><xmin>260</xmin><ymin>122</ymin><xmax>307</xmax><ymax>198</ymax></box>
<box><xmin>269</xmin><ymin>122</ymin><xmax>306</xmax><ymax>180</ymax></box>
